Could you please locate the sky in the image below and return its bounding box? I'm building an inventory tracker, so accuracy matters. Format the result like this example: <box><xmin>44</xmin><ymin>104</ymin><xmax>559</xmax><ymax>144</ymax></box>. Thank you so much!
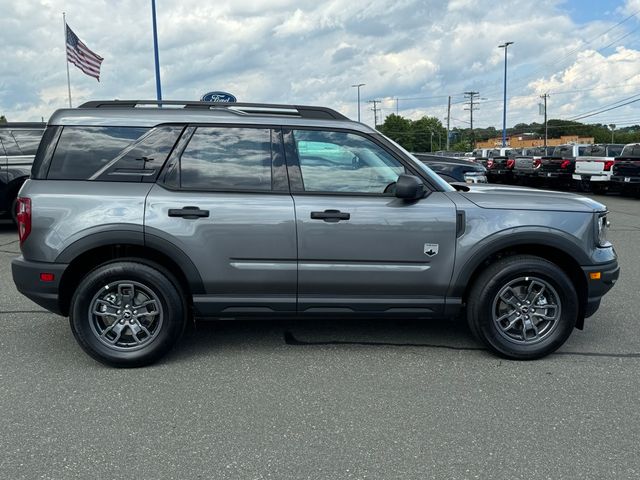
<box><xmin>1</xmin><ymin>0</ymin><xmax>640</xmax><ymax>133</ymax></box>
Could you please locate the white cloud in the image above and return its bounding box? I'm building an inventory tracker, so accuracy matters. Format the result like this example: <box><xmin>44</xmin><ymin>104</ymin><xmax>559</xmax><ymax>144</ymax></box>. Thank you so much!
<box><xmin>0</xmin><ymin>0</ymin><xmax>639</xmax><ymax>131</ymax></box>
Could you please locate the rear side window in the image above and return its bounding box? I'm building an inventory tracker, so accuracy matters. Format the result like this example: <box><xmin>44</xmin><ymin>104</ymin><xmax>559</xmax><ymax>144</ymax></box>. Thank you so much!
<box><xmin>0</xmin><ymin>130</ymin><xmax>43</xmax><ymax>156</ymax></box>
<box><xmin>91</xmin><ymin>126</ymin><xmax>184</xmax><ymax>182</ymax></box>
<box><xmin>179</xmin><ymin>127</ymin><xmax>272</xmax><ymax>191</ymax></box>
<box><xmin>11</xmin><ymin>130</ymin><xmax>44</xmax><ymax>155</ymax></box>
<box><xmin>621</xmin><ymin>144</ymin><xmax>640</xmax><ymax>157</ymax></box>
<box><xmin>48</xmin><ymin>127</ymin><xmax>148</xmax><ymax>180</ymax></box>
<box><xmin>607</xmin><ymin>145</ymin><xmax>623</xmax><ymax>157</ymax></box>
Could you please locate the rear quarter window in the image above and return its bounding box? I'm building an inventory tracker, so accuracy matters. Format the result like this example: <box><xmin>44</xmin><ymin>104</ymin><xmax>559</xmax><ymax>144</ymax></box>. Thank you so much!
<box><xmin>47</xmin><ymin>126</ymin><xmax>149</xmax><ymax>180</ymax></box>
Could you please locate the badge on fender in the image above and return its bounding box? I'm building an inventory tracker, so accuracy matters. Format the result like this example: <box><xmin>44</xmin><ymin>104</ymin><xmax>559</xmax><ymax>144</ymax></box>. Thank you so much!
<box><xmin>424</xmin><ymin>243</ymin><xmax>439</xmax><ymax>257</ymax></box>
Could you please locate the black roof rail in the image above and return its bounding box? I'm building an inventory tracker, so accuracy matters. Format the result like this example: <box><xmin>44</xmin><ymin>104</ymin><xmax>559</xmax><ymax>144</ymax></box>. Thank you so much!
<box><xmin>0</xmin><ymin>122</ymin><xmax>46</xmax><ymax>128</ymax></box>
<box><xmin>77</xmin><ymin>100</ymin><xmax>349</xmax><ymax>121</ymax></box>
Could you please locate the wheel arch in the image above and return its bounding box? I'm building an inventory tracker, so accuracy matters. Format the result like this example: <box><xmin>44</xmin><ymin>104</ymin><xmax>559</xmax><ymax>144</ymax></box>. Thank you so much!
<box><xmin>452</xmin><ymin>233</ymin><xmax>589</xmax><ymax>328</ymax></box>
<box><xmin>56</xmin><ymin>236</ymin><xmax>204</xmax><ymax>317</ymax></box>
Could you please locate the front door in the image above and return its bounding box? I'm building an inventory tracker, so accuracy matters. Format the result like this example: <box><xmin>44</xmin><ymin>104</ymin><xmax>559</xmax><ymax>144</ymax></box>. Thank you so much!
<box><xmin>284</xmin><ymin>129</ymin><xmax>457</xmax><ymax>316</ymax></box>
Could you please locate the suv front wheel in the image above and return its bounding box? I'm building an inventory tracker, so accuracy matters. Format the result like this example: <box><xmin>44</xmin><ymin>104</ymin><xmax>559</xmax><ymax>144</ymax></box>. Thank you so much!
<box><xmin>69</xmin><ymin>261</ymin><xmax>186</xmax><ymax>367</ymax></box>
<box><xmin>467</xmin><ymin>255</ymin><xmax>578</xmax><ymax>359</ymax></box>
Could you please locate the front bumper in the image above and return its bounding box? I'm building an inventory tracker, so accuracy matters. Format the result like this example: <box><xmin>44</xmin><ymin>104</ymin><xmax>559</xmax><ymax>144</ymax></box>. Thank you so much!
<box><xmin>12</xmin><ymin>256</ymin><xmax>68</xmax><ymax>316</ymax></box>
<box><xmin>581</xmin><ymin>259</ymin><xmax>620</xmax><ymax>318</ymax></box>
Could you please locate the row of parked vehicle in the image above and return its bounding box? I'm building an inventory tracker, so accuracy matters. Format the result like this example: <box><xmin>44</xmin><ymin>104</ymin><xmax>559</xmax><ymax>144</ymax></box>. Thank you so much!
<box><xmin>466</xmin><ymin>144</ymin><xmax>640</xmax><ymax>195</ymax></box>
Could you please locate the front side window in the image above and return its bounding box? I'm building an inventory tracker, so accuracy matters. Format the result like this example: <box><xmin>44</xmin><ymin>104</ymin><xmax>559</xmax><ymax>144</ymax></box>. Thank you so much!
<box><xmin>179</xmin><ymin>127</ymin><xmax>272</xmax><ymax>191</ymax></box>
<box><xmin>293</xmin><ymin>130</ymin><xmax>405</xmax><ymax>194</ymax></box>
<box><xmin>48</xmin><ymin>126</ymin><xmax>148</xmax><ymax>180</ymax></box>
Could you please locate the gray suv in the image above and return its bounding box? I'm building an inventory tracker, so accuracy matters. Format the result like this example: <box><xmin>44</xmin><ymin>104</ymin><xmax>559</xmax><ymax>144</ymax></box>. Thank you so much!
<box><xmin>12</xmin><ymin>101</ymin><xmax>619</xmax><ymax>367</ymax></box>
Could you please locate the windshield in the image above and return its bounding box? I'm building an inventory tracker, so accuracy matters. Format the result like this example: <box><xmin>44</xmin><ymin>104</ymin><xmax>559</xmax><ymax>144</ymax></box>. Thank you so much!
<box><xmin>376</xmin><ymin>133</ymin><xmax>455</xmax><ymax>192</ymax></box>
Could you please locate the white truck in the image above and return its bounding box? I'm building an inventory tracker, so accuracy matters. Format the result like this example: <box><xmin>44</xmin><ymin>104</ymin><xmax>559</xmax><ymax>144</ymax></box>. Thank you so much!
<box><xmin>573</xmin><ymin>144</ymin><xmax>624</xmax><ymax>193</ymax></box>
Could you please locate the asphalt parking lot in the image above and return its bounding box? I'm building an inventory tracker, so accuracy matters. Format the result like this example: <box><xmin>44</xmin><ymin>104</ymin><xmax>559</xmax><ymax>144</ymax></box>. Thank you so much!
<box><xmin>0</xmin><ymin>193</ymin><xmax>638</xmax><ymax>480</ymax></box>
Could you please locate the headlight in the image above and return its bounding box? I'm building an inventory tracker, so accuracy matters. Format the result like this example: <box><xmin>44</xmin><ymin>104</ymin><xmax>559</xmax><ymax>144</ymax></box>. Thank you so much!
<box><xmin>464</xmin><ymin>172</ymin><xmax>488</xmax><ymax>183</ymax></box>
<box><xmin>596</xmin><ymin>213</ymin><xmax>610</xmax><ymax>247</ymax></box>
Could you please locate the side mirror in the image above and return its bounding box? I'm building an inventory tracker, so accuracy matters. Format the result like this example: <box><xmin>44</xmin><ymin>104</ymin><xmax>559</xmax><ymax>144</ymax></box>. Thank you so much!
<box><xmin>395</xmin><ymin>174</ymin><xmax>425</xmax><ymax>200</ymax></box>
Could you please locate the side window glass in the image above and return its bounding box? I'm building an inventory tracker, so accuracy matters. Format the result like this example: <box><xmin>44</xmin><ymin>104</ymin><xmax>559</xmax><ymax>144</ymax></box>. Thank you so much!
<box><xmin>11</xmin><ymin>130</ymin><xmax>44</xmax><ymax>156</ymax></box>
<box><xmin>0</xmin><ymin>131</ymin><xmax>20</xmax><ymax>156</ymax></box>
<box><xmin>92</xmin><ymin>126</ymin><xmax>184</xmax><ymax>181</ymax></box>
<box><xmin>180</xmin><ymin>127</ymin><xmax>272</xmax><ymax>191</ymax></box>
<box><xmin>49</xmin><ymin>127</ymin><xmax>148</xmax><ymax>180</ymax></box>
<box><xmin>293</xmin><ymin>130</ymin><xmax>405</xmax><ymax>194</ymax></box>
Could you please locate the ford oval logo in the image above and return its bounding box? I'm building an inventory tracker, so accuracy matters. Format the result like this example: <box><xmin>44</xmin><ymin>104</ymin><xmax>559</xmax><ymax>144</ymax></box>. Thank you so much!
<box><xmin>201</xmin><ymin>91</ymin><xmax>237</xmax><ymax>103</ymax></box>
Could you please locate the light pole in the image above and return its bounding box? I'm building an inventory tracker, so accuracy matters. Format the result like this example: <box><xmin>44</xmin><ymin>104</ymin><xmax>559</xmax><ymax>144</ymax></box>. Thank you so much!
<box><xmin>151</xmin><ymin>0</ymin><xmax>162</xmax><ymax>102</ymax></box>
<box><xmin>352</xmin><ymin>83</ymin><xmax>365</xmax><ymax>122</ymax></box>
<box><xmin>499</xmin><ymin>42</ymin><xmax>513</xmax><ymax>148</ymax></box>
<box><xmin>609</xmin><ymin>124</ymin><xmax>616</xmax><ymax>143</ymax></box>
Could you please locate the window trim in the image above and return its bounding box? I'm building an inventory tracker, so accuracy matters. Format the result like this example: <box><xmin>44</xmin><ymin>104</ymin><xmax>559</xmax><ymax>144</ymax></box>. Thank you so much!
<box><xmin>282</xmin><ymin>126</ymin><xmax>437</xmax><ymax>197</ymax></box>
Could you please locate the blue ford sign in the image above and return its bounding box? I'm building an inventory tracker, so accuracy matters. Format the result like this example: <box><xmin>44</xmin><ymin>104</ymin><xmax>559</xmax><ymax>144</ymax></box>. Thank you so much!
<box><xmin>201</xmin><ymin>91</ymin><xmax>237</xmax><ymax>103</ymax></box>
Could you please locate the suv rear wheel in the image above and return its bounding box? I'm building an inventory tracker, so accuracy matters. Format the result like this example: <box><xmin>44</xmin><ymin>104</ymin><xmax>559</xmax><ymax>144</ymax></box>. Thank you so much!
<box><xmin>69</xmin><ymin>261</ymin><xmax>186</xmax><ymax>367</ymax></box>
<box><xmin>467</xmin><ymin>255</ymin><xmax>578</xmax><ymax>359</ymax></box>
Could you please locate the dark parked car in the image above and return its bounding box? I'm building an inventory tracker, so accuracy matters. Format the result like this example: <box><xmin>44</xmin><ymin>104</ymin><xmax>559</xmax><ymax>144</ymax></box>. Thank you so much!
<box><xmin>0</xmin><ymin>123</ymin><xmax>45</xmax><ymax>221</ymax></box>
<box><xmin>413</xmin><ymin>153</ymin><xmax>487</xmax><ymax>184</ymax></box>
<box><xmin>610</xmin><ymin>143</ymin><xmax>640</xmax><ymax>195</ymax></box>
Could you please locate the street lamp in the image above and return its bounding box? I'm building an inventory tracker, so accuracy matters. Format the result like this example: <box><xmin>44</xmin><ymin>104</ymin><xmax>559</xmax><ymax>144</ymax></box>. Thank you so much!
<box><xmin>351</xmin><ymin>83</ymin><xmax>365</xmax><ymax>122</ymax></box>
<box><xmin>498</xmin><ymin>42</ymin><xmax>514</xmax><ymax>148</ymax></box>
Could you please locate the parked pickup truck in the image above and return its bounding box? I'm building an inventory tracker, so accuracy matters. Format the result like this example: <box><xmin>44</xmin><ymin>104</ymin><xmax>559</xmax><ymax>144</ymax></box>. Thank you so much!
<box><xmin>610</xmin><ymin>143</ymin><xmax>640</xmax><ymax>196</ymax></box>
<box><xmin>486</xmin><ymin>148</ymin><xmax>520</xmax><ymax>183</ymax></box>
<box><xmin>513</xmin><ymin>146</ymin><xmax>555</xmax><ymax>185</ymax></box>
<box><xmin>537</xmin><ymin>144</ymin><xmax>590</xmax><ymax>184</ymax></box>
<box><xmin>573</xmin><ymin>144</ymin><xmax>624</xmax><ymax>193</ymax></box>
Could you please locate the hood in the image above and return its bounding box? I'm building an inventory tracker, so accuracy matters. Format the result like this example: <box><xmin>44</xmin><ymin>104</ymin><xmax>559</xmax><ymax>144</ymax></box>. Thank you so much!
<box><xmin>455</xmin><ymin>184</ymin><xmax>606</xmax><ymax>212</ymax></box>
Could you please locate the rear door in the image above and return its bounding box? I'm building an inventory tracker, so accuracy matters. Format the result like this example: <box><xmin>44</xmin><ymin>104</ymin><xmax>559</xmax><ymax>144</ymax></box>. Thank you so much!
<box><xmin>145</xmin><ymin>125</ymin><xmax>297</xmax><ymax>316</ymax></box>
<box><xmin>285</xmin><ymin>128</ymin><xmax>457</xmax><ymax>316</ymax></box>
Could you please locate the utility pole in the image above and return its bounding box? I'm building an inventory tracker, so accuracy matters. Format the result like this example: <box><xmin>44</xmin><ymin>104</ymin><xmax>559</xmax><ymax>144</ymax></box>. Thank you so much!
<box><xmin>499</xmin><ymin>41</ymin><xmax>514</xmax><ymax>148</ymax></box>
<box><xmin>446</xmin><ymin>95</ymin><xmax>451</xmax><ymax>150</ymax></box>
<box><xmin>609</xmin><ymin>124</ymin><xmax>616</xmax><ymax>143</ymax></box>
<box><xmin>368</xmin><ymin>100</ymin><xmax>380</xmax><ymax>128</ymax></box>
<box><xmin>540</xmin><ymin>93</ymin><xmax>549</xmax><ymax>147</ymax></box>
<box><xmin>396</xmin><ymin>97</ymin><xmax>399</xmax><ymax>115</ymax></box>
<box><xmin>464</xmin><ymin>91</ymin><xmax>479</xmax><ymax>149</ymax></box>
<box><xmin>351</xmin><ymin>83</ymin><xmax>365</xmax><ymax>122</ymax></box>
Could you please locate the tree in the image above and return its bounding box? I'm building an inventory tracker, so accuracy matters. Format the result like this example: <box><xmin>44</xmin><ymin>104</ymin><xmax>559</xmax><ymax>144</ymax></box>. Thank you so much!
<box><xmin>0</xmin><ymin>115</ymin><xmax>6</xmax><ymax>124</ymax></box>
<box><xmin>377</xmin><ymin>114</ymin><xmax>414</xmax><ymax>151</ymax></box>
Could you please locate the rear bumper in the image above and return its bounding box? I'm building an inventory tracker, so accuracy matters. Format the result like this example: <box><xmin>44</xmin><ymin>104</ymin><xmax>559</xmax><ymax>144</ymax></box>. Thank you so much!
<box><xmin>11</xmin><ymin>256</ymin><xmax>67</xmax><ymax>316</ymax></box>
<box><xmin>581</xmin><ymin>259</ymin><xmax>620</xmax><ymax>318</ymax></box>
<box><xmin>611</xmin><ymin>175</ymin><xmax>640</xmax><ymax>184</ymax></box>
<box><xmin>572</xmin><ymin>174</ymin><xmax>610</xmax><ymax>182</ymax></box>
<box><xmin>537</xmin><ymin>171</ymin><xmax>572</xmax><ymax>179</ymax></box>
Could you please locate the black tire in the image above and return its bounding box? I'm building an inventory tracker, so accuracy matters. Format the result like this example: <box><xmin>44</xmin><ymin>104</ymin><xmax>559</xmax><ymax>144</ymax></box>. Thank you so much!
<box><xmin>10</xmin><ymin>197</ymin><xmax>18</xmax><ymax>225</ymax></box>
<box><xmin>69</xmin><ymin>261</ymin><xmax>186</xmax><ymax>367</ymax></box>
<box><xmin>467</xmin><ymin>255</ymin><xmax>578</xmax><ymax>360</ymax></box>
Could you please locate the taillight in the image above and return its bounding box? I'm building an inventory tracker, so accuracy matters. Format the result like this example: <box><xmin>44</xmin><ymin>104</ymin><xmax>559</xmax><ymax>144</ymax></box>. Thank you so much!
<box><xmin>533</xmin><ymin>159</ymin><xmax>542</xmax><ymax>168</ymax></box>
<box><xmin>560</xmin><ymin>160</ymin><xmax>571</xmax><ymax>169</ymax></box>
<box><xmin>604</xmin><ymin>160</ymin><xmax>614</xmax><ymax>171</ymax></box>
<box><xmin>487</xmin><ymin>159</ymin><xmax>494</xmax><ymax>168</ymax></box>
<box><xmin>16</xmin><ymin>197</ymin><xmax>31</xmax><ymax>245</ymax></box>
<box><xmin>506</xmin><ymin>159</ymin><xmax>515</xmax><ymax>169</ymax></box>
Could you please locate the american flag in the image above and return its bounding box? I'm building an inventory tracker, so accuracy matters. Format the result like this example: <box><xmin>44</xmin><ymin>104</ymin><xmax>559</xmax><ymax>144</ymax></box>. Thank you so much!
<box><xmin>66</xmin><ymin>24</ymin><xmax>103</xmax><ymax>81</ymax></box>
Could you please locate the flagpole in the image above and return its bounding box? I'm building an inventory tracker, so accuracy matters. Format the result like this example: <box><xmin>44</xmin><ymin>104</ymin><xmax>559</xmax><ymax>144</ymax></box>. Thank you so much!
<box><xmin>63</xmin><ymin>12</ymin><xmax>72</xmax><ymax>107</ymax></box>
<box><xmin>151</xmin><ymin>0</ymin><xmax>162</xmax><ymax>103</ymax></box>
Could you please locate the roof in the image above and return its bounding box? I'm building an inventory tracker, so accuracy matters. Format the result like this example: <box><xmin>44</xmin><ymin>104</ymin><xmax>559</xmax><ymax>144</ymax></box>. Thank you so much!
<box><xmin>48</xmin><ymin>100</ymin><xmax>371</xmax><ymax>133</ymax></box>
<box><xmin>0</xmin><ymin>122</ymin><xmax>46</xmax><ymax>129</ymax></box>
